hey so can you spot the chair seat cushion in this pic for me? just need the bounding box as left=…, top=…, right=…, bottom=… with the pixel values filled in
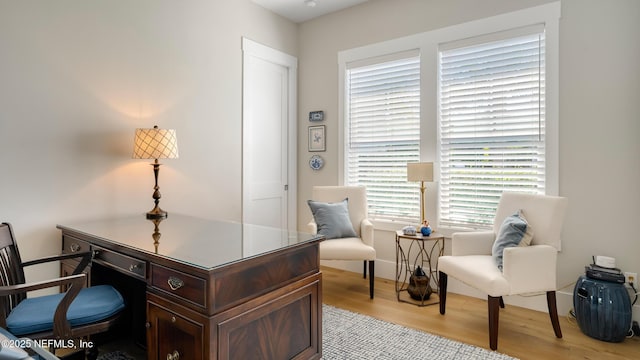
left=7, top=285, right=125, bottom=336
left=320, top=237, right=375, bottom=260
left=439, top=255, right=510, bottom=296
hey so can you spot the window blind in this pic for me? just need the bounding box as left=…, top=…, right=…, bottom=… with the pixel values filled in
left=346, top=56, right=421, bottom=221
left=439, top=31, right=546, bottom=229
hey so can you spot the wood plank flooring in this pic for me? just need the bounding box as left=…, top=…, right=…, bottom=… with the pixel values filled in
left=321, top=266, right=640, bottom=360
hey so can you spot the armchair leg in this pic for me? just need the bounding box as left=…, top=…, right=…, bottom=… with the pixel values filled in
left=369, top=261, right=375, bottom=299
left=499, top=296, right=505, bottom=308
left=488, top=296, right=500, bottom=350
left=363, top=260, right=367, bottom=279
left=439, top=272, right=447, bottom=315
left=546, top=291, right=563, bottom=338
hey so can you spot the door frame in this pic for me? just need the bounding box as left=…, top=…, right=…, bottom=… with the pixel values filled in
left=241, top=37, right=298, bottom=232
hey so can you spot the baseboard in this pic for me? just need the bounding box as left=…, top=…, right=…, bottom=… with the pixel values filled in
left=320, top=258, right=397, bottom=281
left=321, top=261, right=640, bottom=323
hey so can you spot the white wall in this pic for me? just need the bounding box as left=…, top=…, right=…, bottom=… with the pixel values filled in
left=297, top=0, right=640, bottom=319
left=0, top=0, right=298, bottom=283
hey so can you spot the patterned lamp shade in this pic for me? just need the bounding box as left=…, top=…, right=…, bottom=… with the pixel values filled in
left=133, top=126, right=179, bottom=160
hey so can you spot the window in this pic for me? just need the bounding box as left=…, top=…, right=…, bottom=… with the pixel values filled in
left=345, top=55, right=421, bottom=221
left=439, top=28, right=546, bottom=229
left=339, top=3, right=560, bottom=230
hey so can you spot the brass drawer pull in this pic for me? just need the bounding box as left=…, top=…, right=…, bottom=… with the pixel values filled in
left=129, top=264, right=141, bottom=272
left=167, top=276, right=184, bottom=291
left=167, top=350, right=180, bottom=360
left=69, top=243, right=80, bottom=252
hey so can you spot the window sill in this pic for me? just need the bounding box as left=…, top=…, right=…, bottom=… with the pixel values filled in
left=371, top=219, right=490, bottom=238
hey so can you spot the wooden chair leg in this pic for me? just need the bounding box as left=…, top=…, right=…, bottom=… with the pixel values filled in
left=439, top=272, right=447, bottom=315
left=363, top=260, right=367, bottom=279
left=488, top=296, right=500, bottom=350
left=499, top=296, right=505, bottom=308
left=547, top=291, right=563, bottom=338
left=369, top=261, right=375, bottom=299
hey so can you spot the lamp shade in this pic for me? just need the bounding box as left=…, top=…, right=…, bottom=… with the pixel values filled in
left=133, top=126, right=179, bottom=160
left=407, top=162, right=433, bottom=182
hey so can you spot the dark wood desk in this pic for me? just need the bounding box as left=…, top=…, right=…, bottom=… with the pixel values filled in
left=57, top=215, right=324, bottom=360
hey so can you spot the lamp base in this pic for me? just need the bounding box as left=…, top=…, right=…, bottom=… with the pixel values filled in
left=146, top=206, right=168, bottom=220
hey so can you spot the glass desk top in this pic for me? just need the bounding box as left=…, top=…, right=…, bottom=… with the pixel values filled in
left=57, top=214, right=323, bottom=271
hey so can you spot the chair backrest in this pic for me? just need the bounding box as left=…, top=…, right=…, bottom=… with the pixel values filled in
left=492, top=192, right=568, bottom=251
left=0, top=223, right=27, bottom=316
left=311, top=186, right=368, bottom=237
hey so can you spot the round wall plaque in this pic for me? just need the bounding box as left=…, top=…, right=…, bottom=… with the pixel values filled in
left=309, top=155, right=324, bottom=170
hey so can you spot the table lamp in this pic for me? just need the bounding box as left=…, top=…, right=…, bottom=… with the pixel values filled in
left=133, top=125, right=179, bottom=219
left=407, top=162, right=433, bottom=224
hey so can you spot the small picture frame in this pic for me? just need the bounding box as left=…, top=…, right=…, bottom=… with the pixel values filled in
left=309, top=110, right=324, bottom=122
left=308, top=125, right=325, bottom=152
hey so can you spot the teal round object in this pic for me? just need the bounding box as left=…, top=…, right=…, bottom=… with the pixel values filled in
left=573, top=275, right=632, bottom=342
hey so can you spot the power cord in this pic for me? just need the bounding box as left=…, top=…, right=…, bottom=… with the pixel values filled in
left=632, top=321, right=640, bottom=337
left=566, top=308, right=577, bottom=326
left=627, top=282, right=638, bottom=338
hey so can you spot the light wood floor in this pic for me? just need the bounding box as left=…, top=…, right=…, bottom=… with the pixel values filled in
left=321, top=266, right=640, bottom=360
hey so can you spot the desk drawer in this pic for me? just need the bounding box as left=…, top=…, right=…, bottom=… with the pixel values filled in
left=151, top=264, right=206, bottom=307
left=93, top=246, right=147, bottom=281
left=62, top=235, right=91, bottom=255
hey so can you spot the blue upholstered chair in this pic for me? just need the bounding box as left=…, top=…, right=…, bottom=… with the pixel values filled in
left=0, top=223, right=125, bottom=360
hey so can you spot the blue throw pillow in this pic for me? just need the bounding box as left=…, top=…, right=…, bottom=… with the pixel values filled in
left=308, top=198, right=357, bottom=239
left=492, top=210, right=531, bottom=271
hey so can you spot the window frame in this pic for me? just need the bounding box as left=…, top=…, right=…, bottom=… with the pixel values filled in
left=338, top=2, right=560, bottom=233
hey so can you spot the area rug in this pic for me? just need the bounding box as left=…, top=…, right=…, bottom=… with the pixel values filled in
left=97, top=305, right=517, bottom=360
left=322, top=304, right=518, bottom=360
left=96, top=351, right=136, bottom=360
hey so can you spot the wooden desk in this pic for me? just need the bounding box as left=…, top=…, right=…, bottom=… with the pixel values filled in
left=57, top=215, right=324, bottom=360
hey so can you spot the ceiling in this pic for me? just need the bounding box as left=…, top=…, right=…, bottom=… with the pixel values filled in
left=252, top=0, right=368, bottom=23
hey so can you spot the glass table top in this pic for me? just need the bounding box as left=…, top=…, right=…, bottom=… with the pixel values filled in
left=57, top=214, right=322, bottom=270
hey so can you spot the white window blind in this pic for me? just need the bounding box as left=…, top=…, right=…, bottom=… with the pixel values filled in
left=346, top=55, right=421, bottom=221
left=439, top=30, right=546, bottom=229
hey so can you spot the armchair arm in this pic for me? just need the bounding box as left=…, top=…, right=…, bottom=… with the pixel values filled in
left=0, top=274, right=86, bottom=297
left=503, top=245, right=557, bottom=295
left=26, top=341, right=60, bottom=360
left=360, top=218, right=374, bottom=247
left=0, top=274, right=86, bottom=337
left=22, top=251, right=93, bottom=276
left=306, top=220, right=317, bottom=235
left=451, top=231, right=495, bottom=256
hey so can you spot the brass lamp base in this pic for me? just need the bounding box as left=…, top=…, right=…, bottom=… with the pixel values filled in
left=145, top=160, right=168, bottom=220
left=146, top=206, right=168, bottom=220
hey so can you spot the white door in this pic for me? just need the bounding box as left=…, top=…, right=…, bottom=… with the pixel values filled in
left=242, top=38, right=297, bottom=237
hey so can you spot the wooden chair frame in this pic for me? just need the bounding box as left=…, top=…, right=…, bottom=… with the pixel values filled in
left=0, top=222, right=120, bottom=358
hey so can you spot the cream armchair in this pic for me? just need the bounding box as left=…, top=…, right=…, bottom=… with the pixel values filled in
left=307, top=186, right=376, bottom=299
left=438, top=192, right=568, bottom=350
